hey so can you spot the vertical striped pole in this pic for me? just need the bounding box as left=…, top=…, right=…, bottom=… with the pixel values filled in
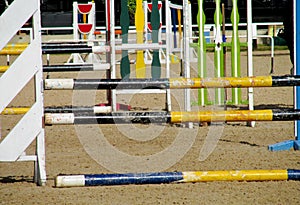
left=105, top=0, right=112, bottom=105
left=214, top=0, right=224, bottom=105
left=171, top=8, right=177, bottom=48
left=135, top=0, right=146, bottom=78
left=247, top=0, right=255, bottom=127
left=83, top=13, right=87, bottom=39
left=231, top=0, right=241, bottom=105
left=197, top=0, right=208, bottom=106
left=151, top=0, right=161, bottom=79
left=120, top=0, right=130, bottom=79
left=222, top=3, right=227, bottom=108
left=177, top=9, right=182, bottom=45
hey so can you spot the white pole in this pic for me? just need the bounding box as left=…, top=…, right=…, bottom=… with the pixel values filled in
left=247, top=0, right=255, bottom=127
left=110, top=0, right=117, bottom=111
left=183, top=0, right=192, bottom=128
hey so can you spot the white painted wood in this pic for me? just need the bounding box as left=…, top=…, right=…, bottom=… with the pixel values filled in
left=0, top=0, right=36, bottom=49
left=0, top=103, right=42, bottom=161
left=0, top=41, right=39, bottom=112
left=0, top=0, right=46, bottom=185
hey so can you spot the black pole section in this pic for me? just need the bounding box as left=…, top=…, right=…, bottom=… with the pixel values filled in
left=73, top=78, right=169, bottom=90
left=74, top=111, right=170, bottom=124
left=42, top=44, right=88, bottom=48
left=42, top=46, right=93, bottom=54
left=272, top=109, right=300, bottom=121
left=43, top=64, right=94, bottom=72
left=43, top=42, right=87, bottom=45
left=272, top=75, right=300, bottom=86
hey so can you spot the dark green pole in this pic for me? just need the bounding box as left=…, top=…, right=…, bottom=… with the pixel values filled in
left=120, top=0, right=130, bottom=79
left=151, top=0, right=161, bottom=79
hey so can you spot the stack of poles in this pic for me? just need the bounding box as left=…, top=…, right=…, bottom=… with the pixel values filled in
left=197, top=0, right=244, bottom=106
left=3, top=75, right=300, bottom=126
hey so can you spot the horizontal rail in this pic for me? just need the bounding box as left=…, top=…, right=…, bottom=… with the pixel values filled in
left=1, top=106, right=112, bottom=115
left=0, top=64, right=109, bottom=73
left=1, top=42, right=166, bottom=55
left=44, top=109, right=300, bottom=125
left=44, top=75, right=300, bottom=90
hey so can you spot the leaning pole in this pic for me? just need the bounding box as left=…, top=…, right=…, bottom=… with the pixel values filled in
left=55, top=169, right=300, bottom=187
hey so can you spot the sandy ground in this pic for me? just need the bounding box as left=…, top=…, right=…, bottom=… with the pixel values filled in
left=0, top=35, right=300, bottom=204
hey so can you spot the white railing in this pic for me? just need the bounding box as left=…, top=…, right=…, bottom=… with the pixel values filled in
left=0, top=0, right=46, bottom=186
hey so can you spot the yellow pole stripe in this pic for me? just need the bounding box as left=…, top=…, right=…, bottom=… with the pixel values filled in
left=177, top=9, right=182, bottom=42
left=0, top=66, right=9, bottom=72
left=1, top=107, right=30, bottom=115
left=170, top=76, right=273, bottom=88
left=3, top=43, right=28, bottom=48
left=182, top=170, right=288, bottom=182
left=170, top=110, right=274, bottom=123
left=0, top=44, right=28, bottom=55
left=0, top=48, right=25, bottom=55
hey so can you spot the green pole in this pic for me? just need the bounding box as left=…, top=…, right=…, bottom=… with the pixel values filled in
left=231, top=0, right=242, bottom=104
left=197, top=0, right=208, bottom=105
left=120, top=0, right=130, bottom=79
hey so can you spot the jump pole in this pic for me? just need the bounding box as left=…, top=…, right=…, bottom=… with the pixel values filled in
left=44, top=75, right=300, bottom=90
left=1, top=106, right=112, bottom=115
left=45, top=109, right=300, bottom=125
left=55, top=169, right=300, bottom=187
left=0, top=44, right=109, bottom=55
left=0, top=64, right=110, bottom=73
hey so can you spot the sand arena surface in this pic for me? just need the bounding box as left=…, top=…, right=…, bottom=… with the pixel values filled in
left=0, top=37, right=299, bottom=204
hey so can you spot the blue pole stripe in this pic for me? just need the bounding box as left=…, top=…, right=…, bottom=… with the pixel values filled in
left=287, top=169, right=300, bottom=180
left=84, top=172, right=184, bottom=186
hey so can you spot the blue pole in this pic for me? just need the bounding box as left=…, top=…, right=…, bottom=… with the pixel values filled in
left=171, top=8, right=177, bottom=48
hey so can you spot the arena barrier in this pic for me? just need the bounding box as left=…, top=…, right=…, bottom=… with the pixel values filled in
left=44, top=75, right=300, bottom=90
left=55, top=169, right=300, bottom=187
left=44, top=109, right=300, bottom=125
